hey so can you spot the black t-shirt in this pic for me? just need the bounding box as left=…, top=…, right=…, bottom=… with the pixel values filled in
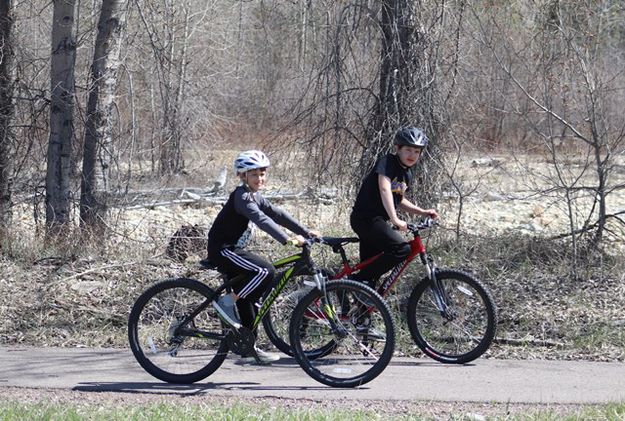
left=351, top=153, right=414, bottom=220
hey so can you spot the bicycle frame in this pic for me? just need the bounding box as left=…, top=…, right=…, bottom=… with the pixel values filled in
left=250, top=250, right=315, bottom=330
left=329, top=221, right=448, bottom=314
left=178, top=245, right=319, bottom=339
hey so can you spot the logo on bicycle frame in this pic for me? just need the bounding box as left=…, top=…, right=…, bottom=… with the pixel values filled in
left=381, top=262, right=406, bottom=292
left=254, top=267, right=294, bottom=327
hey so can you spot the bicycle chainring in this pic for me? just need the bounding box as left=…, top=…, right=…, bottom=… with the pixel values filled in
left=226, top=327, right=255, bottom=356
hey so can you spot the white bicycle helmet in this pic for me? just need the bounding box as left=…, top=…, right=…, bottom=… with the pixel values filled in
left=233, top=150, right=271, bottom=175
left=394, top=126, right=429, bottom=148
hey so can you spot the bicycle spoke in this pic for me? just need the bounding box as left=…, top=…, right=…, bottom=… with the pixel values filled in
left=408, top=270, right=497, bottom=363
left=290, top=280, right=395, bottom=387
left=129, top=279, right=229, bottom=383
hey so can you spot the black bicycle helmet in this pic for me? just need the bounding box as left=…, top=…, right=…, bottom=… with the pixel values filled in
left=394, top=126, right=428, bottom=148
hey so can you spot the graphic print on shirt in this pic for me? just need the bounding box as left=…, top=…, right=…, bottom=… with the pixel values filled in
left=390, top=177, right=408, bottom=197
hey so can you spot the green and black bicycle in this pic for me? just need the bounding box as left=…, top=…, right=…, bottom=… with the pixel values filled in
left=128, top=238, right=396, bottom=388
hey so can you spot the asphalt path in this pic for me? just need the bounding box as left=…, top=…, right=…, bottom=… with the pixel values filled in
left=1, top=346, right=624, bottom=404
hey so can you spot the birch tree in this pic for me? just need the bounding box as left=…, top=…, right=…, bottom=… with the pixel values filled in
left=0, top=0, right=15, bottom=229
left=79, top=0, right=129, bottom=231
left=46, top=0, right=77, bottom=234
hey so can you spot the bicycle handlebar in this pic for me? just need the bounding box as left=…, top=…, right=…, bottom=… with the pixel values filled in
left=406, top=217, right=438, bottom=232
left=391, top=217, right=438, bottom=233
left=286, top=236, right=325, bottom=248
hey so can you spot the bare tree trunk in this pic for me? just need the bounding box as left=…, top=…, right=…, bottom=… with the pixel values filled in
left=372, top=0, right=419, bottom=133
left=366, top=0, right=442, bottom=205
left=79, top=0, right=129, bottom=231
left=0, top=0, right=15, bottom=230
left=159, top=5, right=188, bottom=176
left=46, top=0, right=77, bottom=235
left=135, top=1, right=189, bottom=176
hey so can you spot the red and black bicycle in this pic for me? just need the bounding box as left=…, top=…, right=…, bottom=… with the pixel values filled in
left=266, top=218, right=498, bottom=364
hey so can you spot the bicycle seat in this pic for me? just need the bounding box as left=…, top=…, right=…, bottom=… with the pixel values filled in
left=322, top=237, right=360, bottom=248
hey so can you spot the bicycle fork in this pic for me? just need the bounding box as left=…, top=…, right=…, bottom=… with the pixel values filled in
left=425, top=259, right=453, bottom=320
left=312, top=270, right=349, bottom=339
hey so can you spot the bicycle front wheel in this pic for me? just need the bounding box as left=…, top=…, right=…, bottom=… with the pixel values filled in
left=289, top=280, right=396, bottom=388
left=407, top=269, right=498, bottom=364
left=128, top=278, right=229, bottom=383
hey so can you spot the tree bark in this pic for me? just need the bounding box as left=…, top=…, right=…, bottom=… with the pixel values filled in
left=0, top=0, right=15, bottom=230
left=365, top=0, right=441, bottom=205
left=79, top=0, right=129, bottom=231
left=157, top=4, right=188, bottom=176
left=46, top=0, right=77, bottom=235
left=366, top=0, right=434, bottom=165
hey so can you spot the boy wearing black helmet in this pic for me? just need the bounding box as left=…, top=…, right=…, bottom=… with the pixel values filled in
left=350, top=127, right=439, bottom=287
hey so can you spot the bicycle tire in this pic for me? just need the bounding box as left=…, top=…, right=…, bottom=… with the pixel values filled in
left=406, top=269, right=497, bottom=364
left=262, top=274, right=336, bottom=359
left=128, top=278, right=229, bottom=383
left=261, top=274, right=309, bottom=356
left=289, top=279, right=396, bottom=388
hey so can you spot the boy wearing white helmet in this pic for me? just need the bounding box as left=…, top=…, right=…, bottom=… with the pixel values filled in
left=350, top=127, right=439, bottom=288
left=208, top=150, right=319, bottom=364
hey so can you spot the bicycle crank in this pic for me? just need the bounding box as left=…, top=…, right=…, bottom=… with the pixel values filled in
left=226, top=326, right=255, bottom=357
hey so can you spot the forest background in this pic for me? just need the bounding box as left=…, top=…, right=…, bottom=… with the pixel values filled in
left=0, top=0, right=624, bottom=363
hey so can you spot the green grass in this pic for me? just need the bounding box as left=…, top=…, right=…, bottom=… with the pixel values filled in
left=0, top=401, right=375, bottom=421
left=519, top=403, right=625, bottom=421
left=1, top=400, right=625, bottom=420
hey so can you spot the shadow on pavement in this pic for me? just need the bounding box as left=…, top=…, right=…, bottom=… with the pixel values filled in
left=73, top=381, right=336, bottom=395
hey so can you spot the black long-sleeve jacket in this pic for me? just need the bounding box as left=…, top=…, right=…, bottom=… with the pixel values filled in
left=207, top=185, right=310, bottom=251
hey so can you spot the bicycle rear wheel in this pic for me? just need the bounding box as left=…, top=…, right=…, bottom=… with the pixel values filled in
left=407, top=269, right=497, bottom=364
left=262, top=274, right=336, bottom=359
left=289, top=280, right=395, bottom=388
left=128, top=278, right=229, bottom=383
left=262, top=275, right=311, bottom=356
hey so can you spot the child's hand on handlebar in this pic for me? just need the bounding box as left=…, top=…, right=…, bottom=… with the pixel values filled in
left=391, top=218, right=408, bottom=232
left=308, top=230, right=322, bottom=238
left=287, top=235, right=307, bottom=247
left=423, top=209, right=439, bottom=219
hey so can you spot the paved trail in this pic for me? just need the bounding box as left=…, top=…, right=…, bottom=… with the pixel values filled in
left=1, top=347, right=624, bottom=404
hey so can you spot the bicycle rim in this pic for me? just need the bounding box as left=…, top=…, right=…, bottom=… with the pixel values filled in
left=407, top=270, right=497, bottom=364
left=289, top=280, right=395, bottom=388
left=128, top=278, right=229, bottom=383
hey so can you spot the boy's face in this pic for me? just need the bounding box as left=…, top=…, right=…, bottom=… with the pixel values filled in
left=241, top=167, right=267, bottom=191
left=395, top=145, right=422, bottom=167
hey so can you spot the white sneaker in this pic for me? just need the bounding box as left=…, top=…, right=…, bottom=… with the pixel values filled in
left=212, top=295, right=241, bottom=329
left=238, top=346, right=280, bottom=364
